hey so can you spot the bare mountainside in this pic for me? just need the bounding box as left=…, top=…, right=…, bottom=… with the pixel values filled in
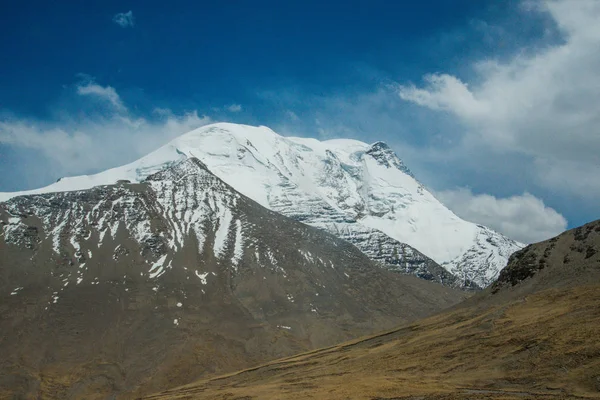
left=144, top=220, right=600, bottom=400
left=0, top=158, right=464, bottom=399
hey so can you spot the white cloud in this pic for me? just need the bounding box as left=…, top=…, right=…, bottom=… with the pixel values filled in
left=0, top=111, right=210, bottom=174
left=0, top=81, right=211, bottom=183
left=534, top=158, right=600, bottom=198
left=226, top=104, right=242, bottom=112
left=435, top=188, right=567, bottom=243
left=77, top=81, right=126, bottom=111
left=113, top=11, right=135, bottom=28
left=397, top=0, right=600, bottom=197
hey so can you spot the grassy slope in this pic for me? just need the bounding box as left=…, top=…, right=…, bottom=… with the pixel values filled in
left=142, top=284, right=600, bottom=399
left=142, top=219, right=600, bottom=400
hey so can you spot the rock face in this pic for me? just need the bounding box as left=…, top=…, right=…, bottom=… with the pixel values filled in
left=0, top=123, right=523, bottom=288
left=0, top=158, right=463, bottom=399
left=491, top=219, right=600, bottom=294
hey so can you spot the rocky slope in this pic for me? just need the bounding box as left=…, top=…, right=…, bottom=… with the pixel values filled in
left=0, top=123, right=523, bottom=288
left=0, top=158, right=463, bottom=399
left=144, top=220, right=600, bottom=400
left=490, top=218, right=600, bottom=296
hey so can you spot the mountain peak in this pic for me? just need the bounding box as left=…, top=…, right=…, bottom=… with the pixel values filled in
left=366, top=141, right=414, bottom=177
left=0, top=122, right=523, bottom=288
left=369, top=141, right=391, bottom=150
left=143, top=157, right=208, bottom=182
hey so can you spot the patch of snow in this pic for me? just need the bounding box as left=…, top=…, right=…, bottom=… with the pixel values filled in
left=10, top=287, right=23, bottom=295
left=213, top=205, right=233, bottom=259
left=70, top=236, right=80, bottom=254
left=232, top=219, right=244, bottom=268
left=195, top=270, right=209, bottom=285
left=149, top=254, right=167, bottom=279
left=98, top=229, right=108, bottom=248
left=266, top=250, right=277, bottom=266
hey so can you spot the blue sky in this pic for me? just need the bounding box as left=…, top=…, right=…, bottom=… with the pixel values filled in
left=1, top=1, right=521, bottom=116
left=1, top=0, right=599, bottom=243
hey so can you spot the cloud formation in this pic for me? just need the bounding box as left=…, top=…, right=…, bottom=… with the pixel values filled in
left=435, top=188, right=567, bottom=243
left=397, top=0, right=600, bottom=197
left=77, top=81, right=126, bottom=111
left=0, top=80, right=210, bottom=187
left=226, top=104, right=242, bottom=112
left=113, top=11, right=134, bottom=28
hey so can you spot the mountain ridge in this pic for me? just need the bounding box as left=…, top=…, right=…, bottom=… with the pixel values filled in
left=0, top=122, right=523, bottom=287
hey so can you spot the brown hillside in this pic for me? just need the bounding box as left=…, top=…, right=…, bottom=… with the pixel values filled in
left=143, top=220, right=600, bottom=400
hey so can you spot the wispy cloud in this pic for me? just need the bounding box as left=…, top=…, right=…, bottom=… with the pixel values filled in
left=0, top=78, right=210, bottom=188
left=76, top=80, right=126, bottom=111
left=113, top=11, right=135, bottom=28
left=226, top=104, right=242, bottom=113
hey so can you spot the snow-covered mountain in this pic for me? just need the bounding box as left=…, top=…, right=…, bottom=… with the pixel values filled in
left=0, top=157, right=463, bottom=398
left=0, top=123, right=523, bottom=287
